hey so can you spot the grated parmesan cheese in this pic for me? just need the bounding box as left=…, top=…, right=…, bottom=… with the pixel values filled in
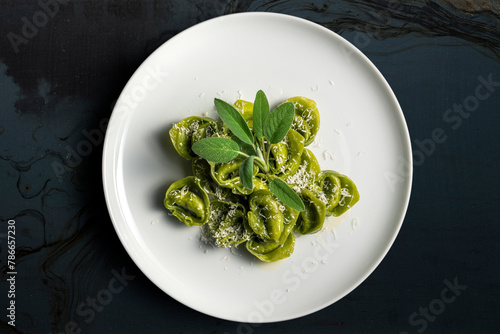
left=316, top=191, right=328, bottom=204
left=338, top=188, right=352, bottom=206
left=180, top=185, right=189, bottom=196
left=214, top=187, right=224, bottom=200
left=340, top=188, right=352, bottom=197
left=278, top=203, right=286, bottom=212
left=323, top=150, right=334, bottom=160
left=200, top=224, right=215, bottom=245
left=205, top=204, right=251, bottom=248
left=312, top=138, right=323, bottom=148
left=286, top=161, right=315, bottom=192
left=351, top=218, right=359, bottom=230
left=188, top=121, right=199, bottom=133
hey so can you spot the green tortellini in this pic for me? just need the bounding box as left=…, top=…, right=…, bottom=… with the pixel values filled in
left=283, top=148, right=321, bottom=192
left=253, top=173, right=270, bottom=192
left=164, top=93, right=359, bottom=263
left=316, top=170, right=342, bottom=215
left=247, top=190, right=284, bottom=242
left=247, top=229, right=295, bottom=263
left=192, top=157, right=232, bottom=199
left=246, top=192, right=299, bottom=262
left=283, top=96, right=320, bottom=146
left=295, top=189, right=326, bottom=235
left=233, top=99, right=254, bottom=128
left=169, top=116, right=218, bottom=159
left=269, top=128, right=304, bottom=177
left=164, top=176, right=210, bottom=226
left=210, top=158, right=259, bottom=195
left=206, top=200, right=251, bottom=248
left=322, top=170, right=360, bottom=217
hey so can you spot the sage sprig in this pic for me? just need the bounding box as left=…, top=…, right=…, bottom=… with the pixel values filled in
left=192, top=90, right=305, bottom=211
left=252, top=89, right=269, bottom=139
left=191, top=137, right=239, bottom=163
left=269, top=178, right=305, bottom=212
left=240, top=156, right=255, bottom=190
left=264, top=102, right=295, bottom=144
left=214, top=98, right=254, bottom=145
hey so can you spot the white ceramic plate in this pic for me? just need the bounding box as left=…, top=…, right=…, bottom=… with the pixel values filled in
left=103, top=12, right=412, bottom=323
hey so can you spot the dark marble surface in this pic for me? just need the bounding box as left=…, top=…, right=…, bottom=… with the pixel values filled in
left=1, top=1, right=499, bottom=333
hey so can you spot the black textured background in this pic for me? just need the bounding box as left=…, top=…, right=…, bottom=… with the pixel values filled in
left=1, top=1, right=499, bottom=333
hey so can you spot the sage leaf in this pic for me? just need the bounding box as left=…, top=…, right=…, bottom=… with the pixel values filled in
left=214, top=98, right=254, bottom=145
left=231, top=135, right=257, bottom=158
left=252, top=90, right=269, bottom=139
left=191, top=137, right=240, bottom=163
left=269, top=178, right=305, bottom=212
left=240, top=156, right=255, bottom=190
left=263, top=102, right=295, bottom=144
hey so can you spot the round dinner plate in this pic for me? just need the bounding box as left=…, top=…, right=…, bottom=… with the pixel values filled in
left=102, top=12, right=412, bottom=322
